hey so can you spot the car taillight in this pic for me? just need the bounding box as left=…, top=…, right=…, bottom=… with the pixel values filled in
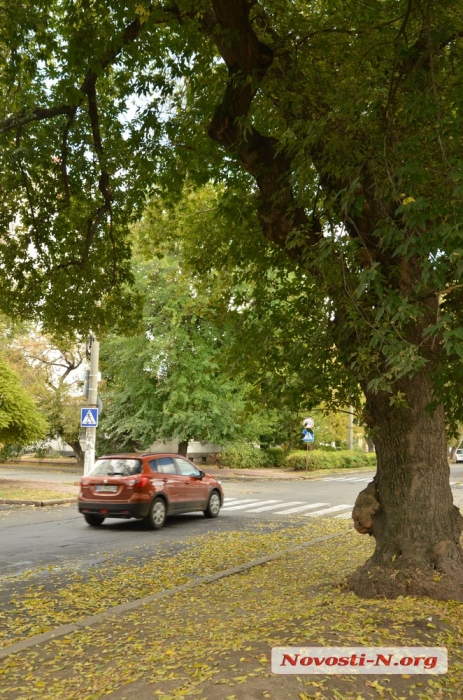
left=81, top=479, right=91, bottom=486
left=126, top=475, right=148, bottom=488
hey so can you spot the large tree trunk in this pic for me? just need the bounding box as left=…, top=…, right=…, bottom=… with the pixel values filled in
left=349, top=369, right=463, bottom=600
left=178, top=440, right=189, bottom=457
left=68, top=440, right=84, bottom=470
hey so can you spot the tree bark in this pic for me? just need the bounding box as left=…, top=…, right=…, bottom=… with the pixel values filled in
left=349, top=369, right=463, bottom=600
left=178, top=440, right=189, bottom=457
left=68, top=440, right=84, bottom=470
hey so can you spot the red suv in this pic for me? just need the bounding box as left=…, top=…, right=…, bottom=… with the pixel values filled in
left=78, top=453, right=224, bottom=529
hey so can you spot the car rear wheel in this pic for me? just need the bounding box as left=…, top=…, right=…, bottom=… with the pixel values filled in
left=204, top=491, right=221, bottom=518
left=146, top=497, right=167, bottom=530
left=84, top=514, right=105, bottom=526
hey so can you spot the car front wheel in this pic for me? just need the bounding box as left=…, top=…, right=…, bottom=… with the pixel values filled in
left=84, top=514, right=105, bottom=526
left=146, top=497, right=167, bottom=530
left=204, top=491, right=221, bottom=518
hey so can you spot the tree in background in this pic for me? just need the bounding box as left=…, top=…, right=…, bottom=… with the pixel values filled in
left=0, top=319, right=86, bottom=465
left=0, top=354, right=48, bottom=450
left=99, top=255, right=277, bottom=455
left=1, top=1, right=463, bottom=599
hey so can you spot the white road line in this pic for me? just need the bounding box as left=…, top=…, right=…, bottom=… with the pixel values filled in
left=248, top=501, right=297, bottom=513
left=223, top=498, right=240, bottom=503
left=450, top=482, right=456, bottom=486
left=305, top=504, right=354, bottom=517
left=334, top=512, right=352, bottom=519
left=221, top=500, right=266, bottom=511
left=274, top=502, right=330, bottom=515
left=322, top=477, right=353, bottom=482
left=221, top=498, right=257, bottom=506
left=323, top=476, right=373, bottom=482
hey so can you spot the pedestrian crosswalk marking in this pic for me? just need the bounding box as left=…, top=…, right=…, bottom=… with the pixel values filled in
left=305, top=504, right=354, bottom=517
left=219, top=497, right=354, bottom=518
left=248, top=501, right=290, bottom=512
left=323, top=476, right=372, bottom=482
left=274, top=502, right=329, bottom=515
left=221, top=499, right=263, bottom=510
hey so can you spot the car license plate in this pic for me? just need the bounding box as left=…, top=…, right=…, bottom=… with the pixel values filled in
left=95, top=485, right=118, bottom=492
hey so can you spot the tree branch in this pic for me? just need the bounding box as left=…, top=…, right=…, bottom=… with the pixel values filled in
left=205, top=0, right=321, bottom=256
left=60, top=108, right=78, bottom=206
left=0, top=106, right=74, bottom=134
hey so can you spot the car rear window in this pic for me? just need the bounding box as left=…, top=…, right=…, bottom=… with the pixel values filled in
left=90, top=459, right=142, bottom=476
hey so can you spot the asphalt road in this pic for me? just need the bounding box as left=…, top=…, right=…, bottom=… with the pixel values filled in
left=1, top=466, right=463, bottom=579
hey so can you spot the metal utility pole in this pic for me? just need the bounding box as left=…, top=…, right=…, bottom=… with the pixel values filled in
left=83, top=333, right=100, bottom=475
left=347, top=405, right=354, bottom=451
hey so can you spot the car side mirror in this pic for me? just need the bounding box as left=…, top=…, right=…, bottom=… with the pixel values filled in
left=196, top=469, right=205, bottom=479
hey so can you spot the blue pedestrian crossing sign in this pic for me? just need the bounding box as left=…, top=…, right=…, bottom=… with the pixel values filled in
left=81, top=407, right=99, bottom=427
left=302, top=431, right=314, bottom=443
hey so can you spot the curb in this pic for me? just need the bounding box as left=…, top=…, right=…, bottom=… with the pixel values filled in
left=0, top=498, right=76, bottom=506
left=207, top=469, right=375, bottom=481
left=0, top=529, right=350, bottom=659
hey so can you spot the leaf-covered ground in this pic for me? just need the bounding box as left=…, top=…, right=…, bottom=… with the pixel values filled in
left=1, top=517, right=463, bottom=699
left=0, top=519, right=347, bottom=647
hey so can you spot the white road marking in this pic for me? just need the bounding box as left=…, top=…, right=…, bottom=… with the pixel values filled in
left=334, top=512, right=352, bottom=519
left=248, top=501, right=295, bottom=512
left=273, top=502, right=330, bottom=515
left=221, top=500, right=265, bottom=510
left=305, top=504, right=354, bottom=517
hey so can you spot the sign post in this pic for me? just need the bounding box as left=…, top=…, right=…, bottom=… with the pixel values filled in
left=82, top=333, right=99, bottom=475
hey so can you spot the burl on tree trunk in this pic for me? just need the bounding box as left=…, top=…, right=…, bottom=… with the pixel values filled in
left=349, top=370, right=463, bottom=601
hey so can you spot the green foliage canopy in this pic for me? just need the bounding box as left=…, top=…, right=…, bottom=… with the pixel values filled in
left=0, top=354, right=48, bottom=445
left=1, top=0, right=463, bottom=416
left=98, top=254, right=280, bottom=451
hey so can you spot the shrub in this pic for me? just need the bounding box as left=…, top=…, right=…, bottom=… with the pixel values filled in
left=263, top=446, right=286, bottom=467
left=0, top=444, right=25, bottom=462
left=285, top=449, right=376, bottom=471
left=32, top=440, right=52, bottom=459
left=220, top=443, right=271, bottom=469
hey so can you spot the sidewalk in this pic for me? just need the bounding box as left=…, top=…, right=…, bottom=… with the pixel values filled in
left=1, top=520, right=462, bottom=700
